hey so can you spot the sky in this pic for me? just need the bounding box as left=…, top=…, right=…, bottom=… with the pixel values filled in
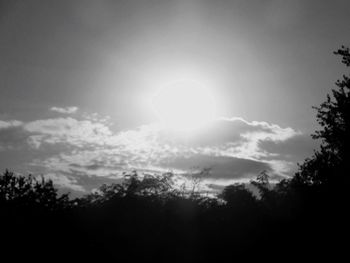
left=1, top=0, right=349, bottom=195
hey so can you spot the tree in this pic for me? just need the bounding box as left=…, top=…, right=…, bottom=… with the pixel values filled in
left=250, top=170, right=270, bottom=195
left=294, top=46, right=350, bottom=186
left=219, top=183, right=257, bottom=208
left=0, top=170, right=71, bottom=210
left=84, top=171, right=176, bottom=205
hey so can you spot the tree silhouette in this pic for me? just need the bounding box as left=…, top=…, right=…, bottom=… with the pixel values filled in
left=0, top=170, right=79, bottom=261
left=219, top=183, right=257, bottom=208
left=84, top=171, right=176, bottom=206
left=0, top=170, right=71, bottom=210
left=293, top=46, right=350, bottom=188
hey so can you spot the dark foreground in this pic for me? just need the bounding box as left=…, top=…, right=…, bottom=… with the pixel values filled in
left=0, top=169, right=348, bottom=262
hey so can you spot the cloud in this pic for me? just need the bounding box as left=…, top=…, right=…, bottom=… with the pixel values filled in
left=1, top=115, right=311, bottom=192
left=42, top=173, right=86, bottom=192
left=50, top=106, right=78, bottom=114
left=0, top=120, right=22, bottom=130
left=28, top=117, right=301, bottom=180
left=258, top=134, right=319, bottom=162
left=158, top=154, right=271, bottom=180
left=24, top=117, right=112, bottom=148
left=0, top=120, right=26, bottom=151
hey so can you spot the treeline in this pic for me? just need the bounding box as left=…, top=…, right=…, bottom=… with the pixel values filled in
left=1, top=47, right=349, bottom=262
left=0, top=168, right=346, bottom=262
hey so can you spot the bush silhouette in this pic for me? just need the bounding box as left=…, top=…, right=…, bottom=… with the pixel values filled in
left=0, top=169, right=71, bottom=209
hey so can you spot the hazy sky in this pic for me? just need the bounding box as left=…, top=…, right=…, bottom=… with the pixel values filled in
left=1, top=0, right=349, bottom=194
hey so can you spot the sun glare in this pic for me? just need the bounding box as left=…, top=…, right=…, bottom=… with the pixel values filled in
left=152, top=81, right=216, bottom=131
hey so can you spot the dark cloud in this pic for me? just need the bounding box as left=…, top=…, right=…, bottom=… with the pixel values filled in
left=160, top=154, right=271, bottom=180
left=258, top=134, right=319, bottom=162
left=206, top=183, right=226, bottom=192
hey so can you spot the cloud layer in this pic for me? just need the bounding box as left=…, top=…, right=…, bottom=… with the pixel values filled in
left=0, top=109, right=316, bottom=194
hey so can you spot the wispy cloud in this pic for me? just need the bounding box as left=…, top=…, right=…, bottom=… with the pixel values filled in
left=50, top=106, right=78, bottom=114
left=0, top=120, right=23, bottom=130
left=24, top=117, right=112, bottom=148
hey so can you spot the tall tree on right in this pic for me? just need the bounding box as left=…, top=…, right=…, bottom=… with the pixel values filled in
left=293, top=46, right=350, bottom=188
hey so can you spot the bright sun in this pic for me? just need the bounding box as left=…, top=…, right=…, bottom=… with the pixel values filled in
left=152, top=81, right=216, bottom=131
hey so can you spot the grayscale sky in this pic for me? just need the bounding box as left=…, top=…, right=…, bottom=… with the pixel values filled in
left=1, top=0, right=349, bottom=195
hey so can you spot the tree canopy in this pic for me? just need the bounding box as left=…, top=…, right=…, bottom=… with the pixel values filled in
left=292, top=46, right=350, bottom=188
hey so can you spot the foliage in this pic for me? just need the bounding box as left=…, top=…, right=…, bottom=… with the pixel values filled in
left=83, top=171, right=177, bottom=206
left=218, top=183, right=256, bottom=207
left=0, top=170, right=71, bottom=210
left=282, top=46, right=349, bottom=242
left=297, top=46, right=350, bottom=186
left=313, top=46, right=350, bottom=157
